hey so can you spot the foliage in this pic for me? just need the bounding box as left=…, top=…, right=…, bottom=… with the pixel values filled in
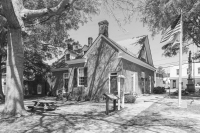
left=153, top=86, right=166, bottom=94
left=0, top=0, right=139, bottom=115
left=125, top=94, right=137, bottom=103
left=137, top=0, right=200, bottom=58
left=185, top=88, right=195, bottom=93
left=172, top=89, right=189, bottom=96
left=24, top=50, right=50, bottom=80
left=157, top=66, right=167, bottom=77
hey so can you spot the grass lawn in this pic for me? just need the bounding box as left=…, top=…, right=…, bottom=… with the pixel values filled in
left=0, top=96, right=200, bottom=133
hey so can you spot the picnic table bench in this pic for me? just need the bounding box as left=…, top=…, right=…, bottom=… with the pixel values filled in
left=27, top=100, right=56, bottom=111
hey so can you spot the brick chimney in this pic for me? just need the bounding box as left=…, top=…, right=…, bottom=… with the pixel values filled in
left=98, top=20, right=109, bottom=37
left=88, top=37, right=93, bottom=47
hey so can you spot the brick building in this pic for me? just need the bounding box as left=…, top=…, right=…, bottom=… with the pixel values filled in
left=52, top=20, right=156, bottom=99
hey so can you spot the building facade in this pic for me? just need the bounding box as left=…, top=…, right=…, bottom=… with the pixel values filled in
left=52, top=20, right=156, bottom=99
left=169, top=62, right=200, bottom=89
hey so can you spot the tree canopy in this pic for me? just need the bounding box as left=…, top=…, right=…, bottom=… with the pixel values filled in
left=0, top=0, right=138, bottom=116
left=137, top=0, right=200, bottom=58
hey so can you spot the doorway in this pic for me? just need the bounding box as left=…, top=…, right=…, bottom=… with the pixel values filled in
left=132, top=73, right=136, bottom=93
left=149, top=76, right=152, bottom=93
left=110, top=73, right=118, bottom=95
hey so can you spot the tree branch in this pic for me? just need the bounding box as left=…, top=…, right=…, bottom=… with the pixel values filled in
left=21, top=0, right=77, bottom=20
left=0, top=5, right=5, bottom=17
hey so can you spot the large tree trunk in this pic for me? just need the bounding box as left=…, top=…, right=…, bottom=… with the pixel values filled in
left=2, top=29, right=26, bottom=116
left=1, top=0, right=73, bottom=116
left=0, top=55, right=5, bottom=100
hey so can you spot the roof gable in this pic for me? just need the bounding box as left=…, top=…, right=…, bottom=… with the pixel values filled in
left=83, top=34, right=154, bottom=67
left=117, top=35, right=153, bottom=66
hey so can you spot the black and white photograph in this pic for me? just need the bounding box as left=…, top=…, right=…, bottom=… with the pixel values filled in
left=0, top=0, right=200, bottom=132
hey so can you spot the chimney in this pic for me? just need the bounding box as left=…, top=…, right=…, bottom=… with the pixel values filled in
left=88, top=37, right=93, bottom=47
left=98, top=20, right=109, bottom=37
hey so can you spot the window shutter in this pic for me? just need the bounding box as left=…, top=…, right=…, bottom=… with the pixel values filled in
left=84, top=67, right=88, bottom=87
left=73, top=68, right=77, bottom=87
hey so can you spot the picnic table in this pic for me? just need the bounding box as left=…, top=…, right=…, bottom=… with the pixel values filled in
left=27, top=100, right=56, bottom=111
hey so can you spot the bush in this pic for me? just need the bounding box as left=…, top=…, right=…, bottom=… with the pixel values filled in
left=153, top=87, right=166, bottom=94
left=172, top=89, right=189, bottom=96
left=185, top=88, right=195, bottom=93
left=125, top=94, right=136, bottom=103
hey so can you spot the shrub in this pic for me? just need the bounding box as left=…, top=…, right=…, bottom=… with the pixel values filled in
left=125, top=94, right=136, bottom=103
left=172, top=89, right=189, bottom=96
left=185, top=88, right=195, bottom=93
left=153, top=87, right=166, bottom=94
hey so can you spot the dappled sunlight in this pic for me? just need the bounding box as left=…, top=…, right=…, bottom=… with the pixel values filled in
left=1, top=95, right=200, bottom=132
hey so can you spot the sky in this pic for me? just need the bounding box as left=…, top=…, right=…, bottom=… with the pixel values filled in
left=68, top=9, right=197, bottom=73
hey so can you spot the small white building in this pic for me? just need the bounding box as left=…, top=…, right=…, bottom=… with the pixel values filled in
left=169, top=62, right=200, bottom=89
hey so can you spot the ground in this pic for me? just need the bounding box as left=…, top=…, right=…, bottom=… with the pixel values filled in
left=0, top=94, right=200, bottom=133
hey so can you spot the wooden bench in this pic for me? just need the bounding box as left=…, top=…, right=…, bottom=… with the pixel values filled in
left=28, top=100, right=56, bottom=111
left=103, top=93, right=119, bottom=115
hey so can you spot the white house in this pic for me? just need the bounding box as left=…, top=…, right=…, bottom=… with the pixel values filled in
left=169, top=62, right=200, bottom=89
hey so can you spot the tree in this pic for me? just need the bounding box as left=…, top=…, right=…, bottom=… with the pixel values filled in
left=0, top=0, right=136, bottom=116
left=157, top=66, right=167, bottom=78
left=137, top=0, right=200, bottom=57
left=0, top=17, right=7, bottom=100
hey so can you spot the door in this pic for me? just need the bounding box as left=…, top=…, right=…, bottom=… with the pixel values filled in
left=149, top=76, right=152, bottom=93
left=132, top=73, right=136, bottom=93
left=110, top=73, right=118, bottom=95
left=64, top=79, right=69, bottom=92
left=173, top=80, right=176, bottom=88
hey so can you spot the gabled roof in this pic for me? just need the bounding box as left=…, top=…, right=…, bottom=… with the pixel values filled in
left=65, top=49, right=79, bottom=55
left=84, top=34, right=155, bottom=71
left=51, top=56, right=68, bottom=69
left=117, top=35, right=153, bottom=66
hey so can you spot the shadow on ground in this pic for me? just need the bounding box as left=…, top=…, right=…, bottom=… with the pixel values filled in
left=1, top=98, right=200, bottom=133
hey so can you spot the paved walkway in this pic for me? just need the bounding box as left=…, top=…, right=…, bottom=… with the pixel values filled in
left=59, top=94, right=165, bottom=133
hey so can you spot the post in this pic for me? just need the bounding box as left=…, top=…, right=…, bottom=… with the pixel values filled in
left=118, top=77, right=121, bottom=110
left=178, top=10, right=183, bottom=107
left=193, top=43, right=195, bottom=86
left=108, top=73, right=110, bottom=93
left=154, top=71, right=156, bottom=87
left=121, top=78, right=125, bottom=108
left=132, top=73, right=136, bottom=93
left=113, top=100, right=116, bottom=111
left=106, top=96, right=109, bottom=115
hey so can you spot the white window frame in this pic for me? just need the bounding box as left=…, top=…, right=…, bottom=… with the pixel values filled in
left=78, top=67, right=85, bottom=86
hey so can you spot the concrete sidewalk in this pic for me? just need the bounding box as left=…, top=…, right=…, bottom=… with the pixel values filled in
left=72, top=94, right=166, bottom=133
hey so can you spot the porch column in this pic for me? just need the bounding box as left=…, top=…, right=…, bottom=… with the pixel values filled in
left=108, top=73, right=110, bottom=93
left=118, top=77, right=120, bottom=110
left=154, top=71, right=156, bottom=87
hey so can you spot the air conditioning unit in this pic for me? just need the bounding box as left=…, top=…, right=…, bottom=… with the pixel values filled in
left=141, top=72, right=145, bottom=79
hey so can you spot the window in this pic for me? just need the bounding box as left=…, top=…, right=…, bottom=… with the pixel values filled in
left=78, top=68, right=84, bottom=86
left=198, top=67, right=200, bottom=74
left=65, top=54, right=70, bottom=60
left=173, top=80, right=176, bottom=88
left=176, top=69, right=179, bottom=75
left=63, top=71, right=69, bottom=79
left=78, top=67, right=87, bottom=86
left=63, top=71, right=69, bottom=92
